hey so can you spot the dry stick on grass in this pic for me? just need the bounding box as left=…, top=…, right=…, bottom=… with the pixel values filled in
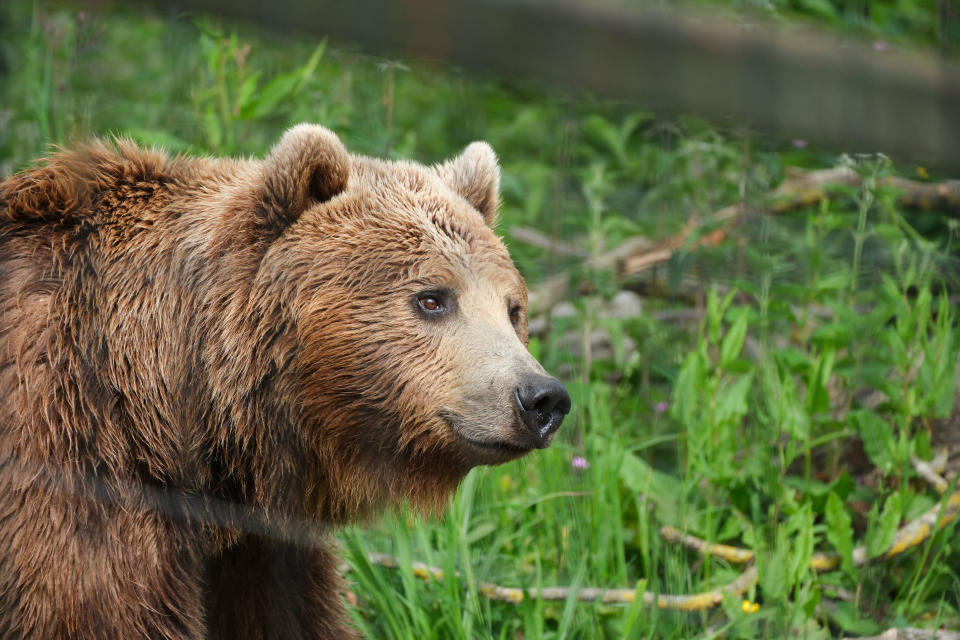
left=352, top=484, right=960, bottom=611
left=911, top=450, right=951, bottom=495
left=773, top=168, right=960, bottom=218
left=355, top=552, right=758, bottom=609
left=350, top=457, right=959, bottom=611
left=508, top=226, right=586, bottom=259
left=351, top=452, right=959, bottom=611
left=661, top=453, right=960, bottom=573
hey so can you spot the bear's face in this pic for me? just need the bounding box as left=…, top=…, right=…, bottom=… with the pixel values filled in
left=254, top=126, right=569, bottom=516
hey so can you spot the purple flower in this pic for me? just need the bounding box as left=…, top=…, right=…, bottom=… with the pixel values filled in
left=654, top=401, right=669, bottom=414
left=791, top=139, right=808, bottom=149
left=571, top=456, right=590, bottom=470
left=873, top=41, right=889, bottom=52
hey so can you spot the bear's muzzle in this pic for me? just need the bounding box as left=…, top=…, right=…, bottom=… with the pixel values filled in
left=513, top=374, right=570, bottom=448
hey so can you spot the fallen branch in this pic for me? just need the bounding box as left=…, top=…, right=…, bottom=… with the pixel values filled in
left=660, top=477, right=960, bottom=572
left=912, top=450, right=951, bottom=495
left=614, top=218, right=727, bottom=281
left=352, top=552, right=757, bottom=610
left=350, top=453, right=960, bottom=613
left=349, top=491, right=958, bottom=611
left=508, top=226, right=585, bottom=258
left=772, top=168, right=960, bottom=218
left=658, top=526, right=755, bottom=564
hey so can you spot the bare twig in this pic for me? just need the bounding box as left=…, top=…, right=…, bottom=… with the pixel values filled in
left=912, top=451, right=951, bottom=495
left=508, top=226, right=585, bottom=258
left=352, top=552, right=757, bottom=609
left=772, top=168, right=960, bottom=217
left=660, top=486, right=960, bottom=572
left=660, top=526, right=755, bottom=564
left=347, top=454, right=960, bottom=613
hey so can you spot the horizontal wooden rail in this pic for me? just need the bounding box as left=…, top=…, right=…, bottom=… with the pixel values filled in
left=117, top=0, right=960, bottom=172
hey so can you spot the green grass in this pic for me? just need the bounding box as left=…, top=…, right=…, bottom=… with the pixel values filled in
left=2, top=2, right=960, bottom=637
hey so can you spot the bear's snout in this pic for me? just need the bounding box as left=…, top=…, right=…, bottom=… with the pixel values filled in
left=513, top=375, right=571, bottom=448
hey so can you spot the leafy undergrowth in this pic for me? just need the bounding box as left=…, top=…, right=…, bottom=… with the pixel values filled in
left=2, top=2, right=959, bottom=637
left=689, top=0, right=958, bottom=54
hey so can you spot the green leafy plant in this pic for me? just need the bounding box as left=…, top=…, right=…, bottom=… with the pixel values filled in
left=193, top=20, right=325, bottom=154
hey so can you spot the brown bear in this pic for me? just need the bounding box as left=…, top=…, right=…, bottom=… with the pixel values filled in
left=0, top=124, right=570, bottom=639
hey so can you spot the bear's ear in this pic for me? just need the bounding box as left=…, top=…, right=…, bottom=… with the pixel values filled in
left=257, top=124, right=350, bottom=230
left=436, top=142, right=501, bottom=227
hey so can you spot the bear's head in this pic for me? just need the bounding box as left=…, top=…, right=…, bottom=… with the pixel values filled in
left=247, top=125, right=570, bottom=520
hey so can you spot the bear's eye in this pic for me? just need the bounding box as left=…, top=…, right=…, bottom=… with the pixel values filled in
left=509, top=304, right=523, bottom=328
left=415, top=291, right=453, bottom=317
left=419, top=296, right=441, bottom=312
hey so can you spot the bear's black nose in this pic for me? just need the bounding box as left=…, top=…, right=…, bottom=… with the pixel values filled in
left=514, top=375, right=571, bottom=447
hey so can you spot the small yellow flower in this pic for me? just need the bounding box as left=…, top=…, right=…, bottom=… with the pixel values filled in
left=742, top=600, right=760, bottom=614
left=917, top=166, right=930, bottom=180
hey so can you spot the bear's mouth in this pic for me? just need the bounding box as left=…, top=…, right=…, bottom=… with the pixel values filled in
left=458, top=434, right=531, bottom=454
left=439, top=412, right=535, bottom=462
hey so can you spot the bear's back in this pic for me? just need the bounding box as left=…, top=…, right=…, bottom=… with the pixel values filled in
left=0, top=143, right=223, bottom=478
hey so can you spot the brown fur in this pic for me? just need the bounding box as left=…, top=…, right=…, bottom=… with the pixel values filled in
left=0, top=125, right=552, bottom=638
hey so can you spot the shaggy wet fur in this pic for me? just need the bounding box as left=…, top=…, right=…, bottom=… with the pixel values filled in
left=0, top=125, right=531, bottom=639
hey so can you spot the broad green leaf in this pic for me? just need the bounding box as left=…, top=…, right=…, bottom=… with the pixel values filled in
left=715, top=373, right=753, bottom=425
left=903, top=493, right=936, bottom=521
left=796, top=0, right=840, bottom=22
left=239, top=43, right=325, bottom=122
left=203, top=109, right=222, bottom=150
left=720, top=309, right=748, bottom=369
left=759, top=544, right=788, bottom=602
left=866, top=492, right=901, bottom=559
left=294, top=41, right=327, bottom=93
left=852, top=410, right=894, bottom=470
left=707, top=287, right=737, bottom=344
left=240, top=72, right=301, bottom=120
left=786, top=503, right=815, bottom=584
left=913, top=430, right=932, bottom=463
left=784, top=476, right=831, bottom=497
left=671, top=351, right=705, bottom=428
left=775, top=347, right=809, bottom=373
left=235, top=71, right=262, bottom=112
left=811, top=322, right=853, bottom=346
left=583, top=115, right=630, bottom=167
left=827, top=602, right=882, bottom=635
left=825, top=491, right=855, bottom=576
left=784, top=395, right=811, bottom=442
left=619, top=453, right=679, bottom=525
left=465, top=521, right=496, bottom=545
left=813, top=270, right=851, bottom=293
left=805, top=347, right=835, bottom=415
